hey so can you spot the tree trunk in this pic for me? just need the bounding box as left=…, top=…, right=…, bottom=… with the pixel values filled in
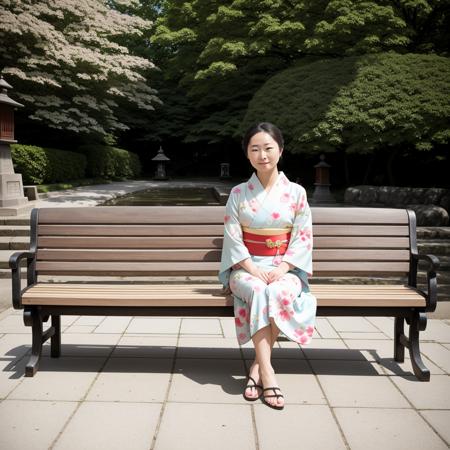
left=343, top=150, right=350, bottom=186
left=363, top=153, right=376, bottom=184
left=386, top=148, right=399, bottom=185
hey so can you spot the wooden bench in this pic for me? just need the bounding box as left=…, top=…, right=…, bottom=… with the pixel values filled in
left=10, top=206, right=439, bottom=380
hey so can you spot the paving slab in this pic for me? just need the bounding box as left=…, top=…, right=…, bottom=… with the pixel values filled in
left=177, top=336, right=241, bottom=359
left=126, top=317, right=181, bottom=334
left=314, top=317, right=340, bottom=338
left=0, top=357, right=28, bottom=399
left=328, top=317, right=379, bottom=332
left=312, top=361, right=410, bottom=408
left=41, top=333, right=121, bottom=357
left=219, top=317, right=236, bottom=338
left=168, top=358, right=244, bottom=403
left=254, top=404, right=347, bottom=450
left=94, top=316, right=132, bottom=334
left=420, top=410, right=450, bottom=446
left=335, top=408, right=448, bottom=450
left=8, top=356, right=106, bottom=401
left=259, top=358, right=327, bottom=405
left=0, top=399, right=77, bottom=450
left=343, top=338, right=446, bottom=375
left=391, top=375, right=450, bottom=409
left=86, top=357, right=173, bottom=403
left=180, top=317, right=223, bottom=335
left=154, top=403, right=255, bottom=450
left=53, top=401, right=162, bottom=450
left=111, top=335, right=177, bottom=358
left=420, top=342, right=450, bottom=372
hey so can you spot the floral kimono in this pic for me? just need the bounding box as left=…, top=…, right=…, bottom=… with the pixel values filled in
left=219, top=172, right=316, bottom=345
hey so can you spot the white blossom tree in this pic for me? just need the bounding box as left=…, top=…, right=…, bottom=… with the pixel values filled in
left=0, top=0, right=159, bottom=138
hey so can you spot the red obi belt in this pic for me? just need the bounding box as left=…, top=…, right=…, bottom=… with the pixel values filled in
left=242, top=227, right=292, bottom=256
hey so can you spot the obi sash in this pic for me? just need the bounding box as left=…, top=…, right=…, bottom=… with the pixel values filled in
left=242, top=227, right=292, bottom=256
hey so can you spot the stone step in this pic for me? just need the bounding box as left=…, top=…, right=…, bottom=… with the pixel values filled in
left=0, top=216, right=30, bottom=226
left=417, top=227, right=450, bottom=240
left=417, top=241, right=450, bottom=256
left=0, top=237, right=29, bottom=250
left=0, top=225, right=30, bottom=237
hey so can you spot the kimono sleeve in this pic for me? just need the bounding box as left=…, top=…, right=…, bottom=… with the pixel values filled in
left=282, top=187, right=313, bottom=276
left=218, top=189, right=251, bottom=287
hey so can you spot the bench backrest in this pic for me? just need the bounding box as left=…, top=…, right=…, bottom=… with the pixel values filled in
left=31, top=206, right=416, bottom=278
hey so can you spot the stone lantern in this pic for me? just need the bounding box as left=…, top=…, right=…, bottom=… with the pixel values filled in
left=152, top=146, right=170, bottom=180
left=312, top=154, right=335, bottom=204
left=0, top=76, right=29, bottom=215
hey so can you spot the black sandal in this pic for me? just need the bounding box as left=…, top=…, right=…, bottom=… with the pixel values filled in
left=243, top=375, right=263, bottom=401
left=261, top=386, right=285, bottom=410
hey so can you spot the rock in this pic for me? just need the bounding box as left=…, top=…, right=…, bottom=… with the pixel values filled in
left=406, top=204, right=449, bottom=227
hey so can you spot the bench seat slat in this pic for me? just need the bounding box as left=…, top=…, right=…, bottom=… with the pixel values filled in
left=35, top=261, right=410, bottom=275
left=37, top=236, right=410, bottom=249
left=36, top=249, right=410, bottom=262
left=37, top=206, right=409, bottom=225
left=37, top=224, right=410, bottom=237
left=21, top=283, right=425, bottom=307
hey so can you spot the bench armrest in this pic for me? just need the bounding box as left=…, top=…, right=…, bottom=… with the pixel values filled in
left=416, top=254, right=440, bottom=312
left=9, top=251, right=36, bottom=309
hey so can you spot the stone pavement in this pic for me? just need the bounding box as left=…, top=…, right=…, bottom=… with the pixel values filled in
left=0, top=180, right=449, bottom=449
left=0, top=307, right=449, bottom=450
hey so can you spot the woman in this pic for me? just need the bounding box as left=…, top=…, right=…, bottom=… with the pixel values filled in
left=219, top=122, right=316, bottom=410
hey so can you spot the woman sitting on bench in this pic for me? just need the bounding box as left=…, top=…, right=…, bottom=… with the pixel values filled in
left=219, top=122, right=317, bottom=410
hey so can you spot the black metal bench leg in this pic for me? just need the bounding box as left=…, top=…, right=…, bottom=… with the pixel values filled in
left=408, top=312, right=430, bottom=381
left=24, top=309, right=43, bottom=377
left=51, top=315, right=61, bottom=358
left=394, top=317, right=405, bottom=362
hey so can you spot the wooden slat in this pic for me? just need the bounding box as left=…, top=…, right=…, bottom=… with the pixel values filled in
left=37, top=206, right=225, bottom=225
left=313, top=249, right=410, bottom=261
left=35, top=249, right=410, bottom=263
left=37, top=206, right=410, bottom=225
left=37, top=249, right=222, bottom=262
left=21, top=283, right=425, bottom=307
left=37, top=236, right=223, bottom=249
left=34, top=261, right=409, bottom=276
left=37, top=224, right=409, bottom=237
left=313, top=237, right=410, bottom=248
left=35, top=261, right=219, bottom=275
left=311, top=207, right=409, bottom=224
left=37, top=236, right=408, bottom=250
left=38, top=224, right=224, bottom=236
left=313, top=225, right=409, bottom=236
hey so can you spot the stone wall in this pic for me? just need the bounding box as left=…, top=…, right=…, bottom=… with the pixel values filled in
left=345, top=186, right=450, bottom=226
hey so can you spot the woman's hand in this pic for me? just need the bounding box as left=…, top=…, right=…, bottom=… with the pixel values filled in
left=268, top=262, right=292, bottom=284
left=222, top=286, right=232, bottom=295
left=251, top=267, right=271, bottom=284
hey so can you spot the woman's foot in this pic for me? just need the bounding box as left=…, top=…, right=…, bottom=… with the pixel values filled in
left=243, top=362, right=262, bottom=401
left=259, top=366, right=285, bottom=410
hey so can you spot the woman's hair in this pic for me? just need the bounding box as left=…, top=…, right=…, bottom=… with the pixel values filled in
left=241, top=122, right=284, bottom=155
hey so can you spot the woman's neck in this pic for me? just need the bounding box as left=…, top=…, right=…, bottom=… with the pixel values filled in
left=256, top=169, right=279, bottom=191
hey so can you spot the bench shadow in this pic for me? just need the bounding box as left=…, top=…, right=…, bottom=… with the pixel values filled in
left=1, top=345, right=417, bottom=383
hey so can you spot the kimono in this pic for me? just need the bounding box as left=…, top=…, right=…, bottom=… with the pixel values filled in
left=219, top=171, right=317, bottom=345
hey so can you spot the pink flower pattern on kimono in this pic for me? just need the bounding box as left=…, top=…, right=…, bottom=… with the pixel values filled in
left=219, top=172, right=316, bottom=346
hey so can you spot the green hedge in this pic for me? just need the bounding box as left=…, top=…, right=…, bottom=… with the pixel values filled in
left=11, top=144, right=87, bottom=185
left=77, top=145, right=141, bottom=179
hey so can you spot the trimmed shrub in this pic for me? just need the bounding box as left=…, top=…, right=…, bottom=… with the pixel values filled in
left=78, top=145, right=141, bottom=179
left=11, top=144, right=86, bottom=184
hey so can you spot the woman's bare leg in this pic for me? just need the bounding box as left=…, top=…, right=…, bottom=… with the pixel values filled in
left=252, top=323, right=284, bottom=408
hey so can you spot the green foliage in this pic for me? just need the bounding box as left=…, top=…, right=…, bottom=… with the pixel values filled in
left=11, top=144, right=87, bottom=184
left=78, top=145, right=142, bottom=179
left=147, top=0, right=449, bottom=144
left=240, top=52, right=450, bottom=154
left=0, top=0, right=159, bottom=141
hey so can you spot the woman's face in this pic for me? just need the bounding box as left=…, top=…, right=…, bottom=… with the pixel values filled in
left=247, top=131, right=282, bottom=173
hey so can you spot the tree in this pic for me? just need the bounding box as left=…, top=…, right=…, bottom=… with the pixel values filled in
left=0, top=0, right=159, bottom=141
left=240, top=52, right=450, bottom=182
left=150, top=0, right=449, bottom=144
